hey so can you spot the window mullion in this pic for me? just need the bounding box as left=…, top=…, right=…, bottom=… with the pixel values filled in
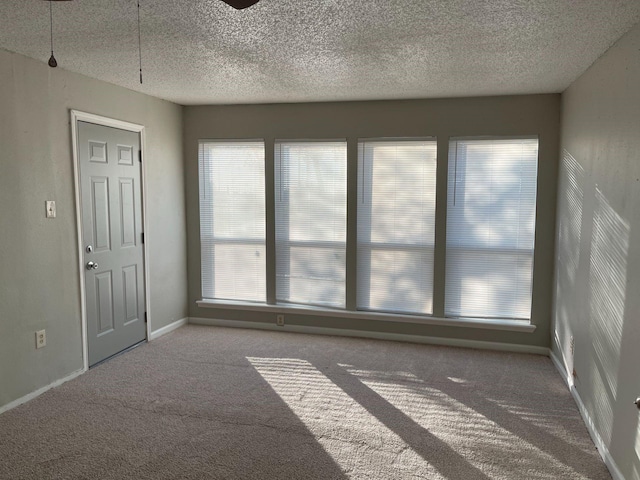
left=432, top=136, right=449, bottom=317
left=265, top=138, right=277, bottom=304
left=345, top=138, right=358, bottom=311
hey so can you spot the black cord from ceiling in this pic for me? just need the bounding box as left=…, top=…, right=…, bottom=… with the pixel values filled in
left=137, top=0, right=143, bottom=84
left=48, top=1, right=57, bottom=67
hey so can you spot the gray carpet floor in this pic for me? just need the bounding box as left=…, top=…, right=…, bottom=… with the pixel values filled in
left=0, top=325, right=610, bottom=479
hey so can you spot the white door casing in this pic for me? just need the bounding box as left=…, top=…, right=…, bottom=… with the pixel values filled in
left=71, top=111, right=150, bottom=370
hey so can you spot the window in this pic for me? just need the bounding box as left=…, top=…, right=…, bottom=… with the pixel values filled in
left=445, top=138, right=538, bottom=320
left=197, top=134, right=541, bottom=328
left=199, top=141, right=265, bottom=302
left=275, top=141, right=347, bottom=307
left=357, top=139, right=437, bottom=314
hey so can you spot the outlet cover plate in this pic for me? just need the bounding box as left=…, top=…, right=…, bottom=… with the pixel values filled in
left=36, top=330, right=46, bottom=349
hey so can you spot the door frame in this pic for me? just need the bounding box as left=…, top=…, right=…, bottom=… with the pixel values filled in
left=70, top=110, right=151, bottom=371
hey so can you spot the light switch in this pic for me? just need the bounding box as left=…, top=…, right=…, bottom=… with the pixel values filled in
left=46, top=201, right=56, bottom=218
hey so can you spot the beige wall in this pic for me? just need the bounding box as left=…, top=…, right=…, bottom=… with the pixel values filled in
left=0, top=49, right=187, bottom=409
left=553, top=22, right=640, bottom=479
left=184, top=94, right=560, bottom=348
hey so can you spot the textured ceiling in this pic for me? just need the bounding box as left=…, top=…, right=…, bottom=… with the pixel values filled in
left=0, top=1, right=639, bottom=105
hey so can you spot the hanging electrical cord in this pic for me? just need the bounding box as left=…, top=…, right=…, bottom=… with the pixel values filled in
left=48, top=1, right=57, bottom=67
left=137, top=0, right=143, bottom=83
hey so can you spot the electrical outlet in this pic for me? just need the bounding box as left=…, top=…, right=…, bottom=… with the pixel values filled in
left=276, top=315, right=285, bottom=327
left=36, top=330, right=46, bottom=349
left=569, top=336, right=575, bottom=356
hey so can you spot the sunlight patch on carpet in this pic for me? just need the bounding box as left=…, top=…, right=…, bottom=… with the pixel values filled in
left=248, top=357, right=446, bottom=479
left=344, top=366, right=592, bottom=480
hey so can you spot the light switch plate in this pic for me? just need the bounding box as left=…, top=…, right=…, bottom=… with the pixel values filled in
left=46, top=201, right=56, bottom=218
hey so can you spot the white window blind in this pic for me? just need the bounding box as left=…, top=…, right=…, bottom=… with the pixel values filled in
left=199, top=141, right=266, bottom=302
left=275, top=141, right=347, bottom=307
left=357, top=139, right=437, bottom=314
left=445, top=138, right=538, bottom=320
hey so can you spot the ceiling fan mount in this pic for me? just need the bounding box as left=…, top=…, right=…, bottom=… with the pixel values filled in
left=220, top=0, right=261, bottom=10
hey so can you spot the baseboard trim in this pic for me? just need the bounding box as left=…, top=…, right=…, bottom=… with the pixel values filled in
left=549, top=349, right=572, bottom=388
left=149, top=317, right=188, bottom=341
left=549, top=350, right=625, bottom=480
left=188, top=317, right=549, bottom=355
left=0, top=368, right=85, bottom=416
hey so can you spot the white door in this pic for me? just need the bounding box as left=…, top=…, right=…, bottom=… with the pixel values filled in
left=78, top=121, right=147, bottom=366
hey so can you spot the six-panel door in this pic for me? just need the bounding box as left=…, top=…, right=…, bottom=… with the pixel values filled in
left=78, top=121, right=146, bottom=366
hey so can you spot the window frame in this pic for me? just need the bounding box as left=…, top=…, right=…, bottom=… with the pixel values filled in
left=195, top=134, right=540, bottom=332
left=444, top=136, right=539, bottom=321
left=274, top=139, right=348, bottom=309
left=198, top=139, right=267, bottom=303
left=356, top=137, right=438, bottom=316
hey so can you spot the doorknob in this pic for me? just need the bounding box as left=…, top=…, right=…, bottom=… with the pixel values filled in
left=86, top=261, right=99, bottom=270
left=635, top=398, right=640, bottom=410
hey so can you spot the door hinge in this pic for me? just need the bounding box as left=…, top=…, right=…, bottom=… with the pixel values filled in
left=141, top=232, right=144, bottom=244
left=138, top=150, right=142, bottom=162
left=144, top=312, right=148, bottom=323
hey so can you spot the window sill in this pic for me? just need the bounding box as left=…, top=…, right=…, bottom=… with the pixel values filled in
left=195, top=299, right=536, bottom=333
